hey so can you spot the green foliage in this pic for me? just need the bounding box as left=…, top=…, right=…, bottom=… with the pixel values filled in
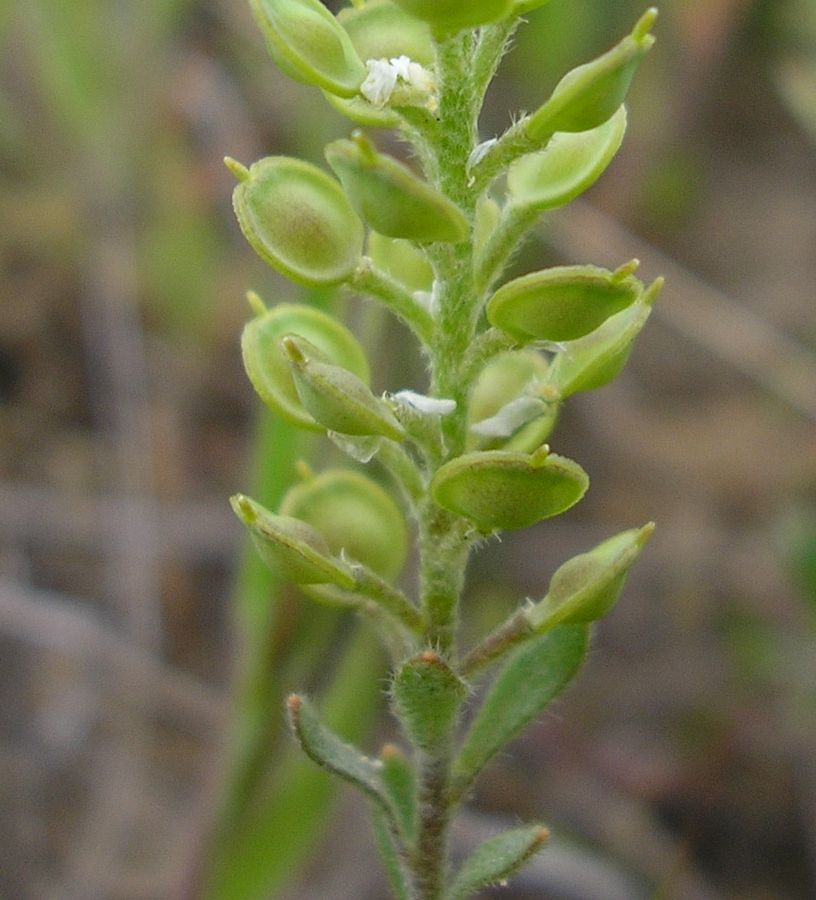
left=454, top=625, right=589, bottom=790
left=226, top=2, right=661, bottom=896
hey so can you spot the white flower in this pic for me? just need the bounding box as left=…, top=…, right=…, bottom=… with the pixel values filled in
left=470, top=396, right=546, bottom=438
left=361, top=59, right=399, bottom=107
left=391, top=391, right=457, bottom=416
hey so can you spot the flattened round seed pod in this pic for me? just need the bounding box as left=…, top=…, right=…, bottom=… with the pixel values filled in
left=325, top=135, right=469, bottom=243
left=231, top=156, right=364, bottom=286
left=281, top=468, right=408, bottom=580
left=390, top=0, right=514, bottom=34
left=282, top=334, right=406, bottom=440
left=467, top=350, right=556, bottom=452
left=545, top=278, right=662, bottom=398
left=486, top=262, right=641, bottom=342
left=241, top=303, right=370, bottom=430
left=367, top=232, right=434, bottom=293
left=527, top=522, right=654, bottom=631
left=231, top=494, right=355, bottom=587
left=431, top=447, right=588, bottom=531
left=507, top=106, right=627, bottom=213
left=250, top=0, right=366, bottom=97
left=525, top=10, right=656, bottom=142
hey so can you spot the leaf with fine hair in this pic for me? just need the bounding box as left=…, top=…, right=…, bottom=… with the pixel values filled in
left=454, top=624, right=589, bottom=790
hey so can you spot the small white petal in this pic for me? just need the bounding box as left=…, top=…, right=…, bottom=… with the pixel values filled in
left=361, top=59, right=398, bottom=107
left=470, top=396, right=545, bottom=438
left=412, top=279, right=441, bottom=316
left=467, top=138, right=497, bottom=171
left=392, top=390, right=457, bottom=416
left=389, top=55, right=413, bottom=81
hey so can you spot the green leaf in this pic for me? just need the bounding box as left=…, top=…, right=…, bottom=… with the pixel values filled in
left=250, top=0, right=366, bottom=97
left=450, top=824, right=550, bottom=899
left=229, top=155, right=364, bottom=286
left=282, top=334, right=406, bottom=440
left=325, top=133, right=469, bottom=243
left=379, top=743, right=417, bottom=843
left=454, top=625, right=589, bottom=789
left=286, top=694, right=387, bottom=804
left=527, top=523, right=654, bottom=632
left=367, top=232, right=434, bottom=293
left=487, top=261, right=642, bottom=343
left=507, top=106, right=627, bottom=213
left=372, top=809, right=414, bottom=900
left=431, top=446, right=589, bottom=532
left=241, top=300, right=370, bottom=431
left=545, top=278, right=663, bottom=398
left=392, top=652, right=468, bottom=753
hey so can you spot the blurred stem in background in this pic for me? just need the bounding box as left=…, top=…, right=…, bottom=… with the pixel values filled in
left=14, top=1, right=386, bottom=896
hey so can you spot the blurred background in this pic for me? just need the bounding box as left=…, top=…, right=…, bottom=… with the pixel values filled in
left=1, top=0, right=815, bottom=897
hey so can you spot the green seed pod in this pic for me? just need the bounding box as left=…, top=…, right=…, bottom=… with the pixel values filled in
left=325, top=133, right=469, bottom=243
left=527, top=523, right=654, bottom=632
left=525, top=9, right=656, bottom=143
left=283, top=334, right=406, bottom=440
left=546, top=277, right=663, bottom=398
left=250, top=0, right=366, bottom=97
left=513, top=0, right=553, bottom=12
left=508, top=106, right=627, bottom=213
left=389, top=0, right=515, bottom=35
left=367, top=231, right=434, bottom=293
left=327, top=1, right=435, bottom=127
left=431, top=446, right=588, bottom=532
left=467, top=350, right=557, bottom=452
left=228, top=155, right=364, bottom=287
left=474, top=195, right=501, bottom=259
left=241, top=300, right=370, bottom=431
left=487, top=260, right=642, bottom=343
left=231, top=494, right=355, bottom=587
left=280, top=468, right=408, bottom=580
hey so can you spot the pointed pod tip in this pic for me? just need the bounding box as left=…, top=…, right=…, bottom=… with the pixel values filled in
left=224, top=156, right=250, bottom=182
left=613, top=258, right=640, bottom=281
left=529, top=444, right=551, bottom=468
left=230, top=493, right=257, bottom=524
left=534, top=826, right=551, bottom=845
left=638, top=521, right=657, bottom=543
left=280, top=334, right=307, bottom=366
left=246, top=290, right=267, bottom=317
left=644, top=276, right=665, bottom=305
left=634, top=7, right=659, bottom=41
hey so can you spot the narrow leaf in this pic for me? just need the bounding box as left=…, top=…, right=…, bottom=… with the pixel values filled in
left=454, top=625, right=589, bottom=789
left=450, top=824, right=550, bottom=899
left=286, top=694, right=386, bottom=805
left=379, top=743, right=417, bottom=844
left=372, top=809, right=414, bottom=900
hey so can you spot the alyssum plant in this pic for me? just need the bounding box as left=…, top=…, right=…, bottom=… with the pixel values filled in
left=226, top=1, right=661, bottom=897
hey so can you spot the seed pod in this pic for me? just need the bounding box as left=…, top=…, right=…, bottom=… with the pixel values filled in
left=431, top=445, right=588, bottom=531
left=389, top=0, right=515, bottom=35
left=367, top=232, right=434, bottom=293
left=525, top=9, right=656, bottom=143
left=229, top=155, right=364, bottom=286
left=546, top=277, right=663, bottom=398
left=487, top=260, right=642, bottom=343
left=231, top=494, right=355, bottom=587
left=508, top=106, right=627, bottom=214
left=467, top=350, right=557, bottom=452
left=513, top=0, right=553, bottom=12
left=325, top=133, right=469, bottom=243
left=283, top=334, right=406, bottom=440
left=280, top=468, right=408, bottom=580
left=474, top=195, right=501, bottom=258
left=241, top=301, right=370, bottom=430
left=527, top=523, right=654, bottom=631
left=328, top=2, right=435, bottom=127
left=250, top=0, right=366, bottom=97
